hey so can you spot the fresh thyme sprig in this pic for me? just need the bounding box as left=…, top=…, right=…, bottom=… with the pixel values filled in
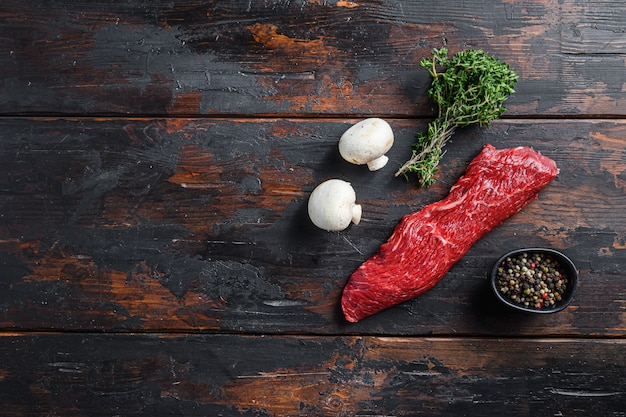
left=395, top=48, right=518, bottom=185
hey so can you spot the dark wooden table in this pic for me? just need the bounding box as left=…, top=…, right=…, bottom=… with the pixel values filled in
left=2, top=1, right=626, bottom=416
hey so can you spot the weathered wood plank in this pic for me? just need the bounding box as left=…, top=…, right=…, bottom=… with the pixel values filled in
left=1, top=0, right=624, bottom=116
left=560, top=0, right=626, bottom=54
left=1, top=117, right=625, bottom=335
left=0, top=334, right=624, bottom=416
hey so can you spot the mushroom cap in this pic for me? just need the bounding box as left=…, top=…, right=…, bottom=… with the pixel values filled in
left=338, top=118, right=394, bottom=168
left=307, top=179, right=362, bottom=232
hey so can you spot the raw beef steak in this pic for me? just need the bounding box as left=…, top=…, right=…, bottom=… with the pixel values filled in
left=341, top=144, right=559, bottom=322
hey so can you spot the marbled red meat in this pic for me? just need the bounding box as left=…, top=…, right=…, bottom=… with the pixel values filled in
left=341, top=144, right=559, bottom=322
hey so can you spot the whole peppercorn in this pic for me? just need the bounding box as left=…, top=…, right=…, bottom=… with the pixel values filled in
left=495, top=251, right=569, bottom=310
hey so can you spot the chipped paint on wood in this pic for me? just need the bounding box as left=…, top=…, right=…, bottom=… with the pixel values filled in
left=2, top=1, right=625, bottom=115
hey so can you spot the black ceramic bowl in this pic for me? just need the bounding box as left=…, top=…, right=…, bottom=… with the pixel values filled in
left=490, top=248, right=578, bottom=313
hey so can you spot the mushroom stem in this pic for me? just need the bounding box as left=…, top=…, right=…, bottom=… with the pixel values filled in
left=366, top=155, right=389, bottom=171
left=351, top=204, right=362, bottom=225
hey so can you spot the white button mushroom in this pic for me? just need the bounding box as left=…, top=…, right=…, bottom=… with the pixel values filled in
left=307, top=179, right=362, bottom=232
left=338, top=118, right=394, bottom=171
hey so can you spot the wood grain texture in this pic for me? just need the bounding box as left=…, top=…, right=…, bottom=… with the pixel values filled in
left=1, top=0, right=625, bottom=116
left=0, top=334, right=624, bottom=417
left=2, top=1, right=626, bottom=415
left=1, top=118, right=625, bottom=336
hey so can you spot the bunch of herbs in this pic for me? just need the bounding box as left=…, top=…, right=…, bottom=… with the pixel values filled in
left=395, top=48, right=518, bottom=185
